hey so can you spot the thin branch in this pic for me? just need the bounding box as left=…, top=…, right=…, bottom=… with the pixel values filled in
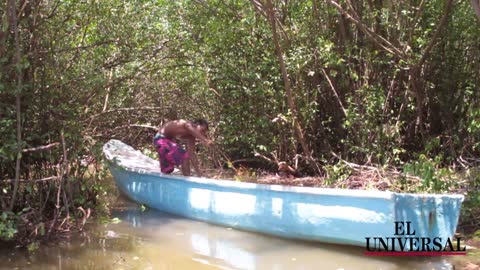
left=127, top=124, right=159, bottom=130
left=88, top=107, right=164, bottom=120
left=111, top=124, right=159, bottom=131
left=250, top=0, right=268, bottom=18
left=328, top=0, right=404, bottom=59
left=60, top=131, right=70, bottom=218
left=102, top=69, right=114, bottom=112
left=321, top=68, right=347, bottom=117
left=3, top=176, right=58, bottom=183
left=22, top=142, right=60, bottom=153
left=17, top=0, right=28, bottom=19
left=330, top=152, right=424, bottom=182
left=331, top=151, right=379, bottom=171
left=249, top=0, right=290, bottom=44
left=345, top=0, right=404, bottom=56
left=0, top=195, right=6, bottom=210
left=45, top=0, right=62, bottom=20
left=416, top=0, right=455, bottom=69
left=254, top=152, right=277, bottom=164
left=408, top=0, right=427, bottom=46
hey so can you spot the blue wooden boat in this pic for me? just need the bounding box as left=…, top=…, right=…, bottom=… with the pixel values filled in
left=103, top=140, right=464, bottom=249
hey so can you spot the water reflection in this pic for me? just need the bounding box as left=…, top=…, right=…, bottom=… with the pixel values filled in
left=113, top=203, right=455, bottom=270
left=0, top=199, right=456, bottom=270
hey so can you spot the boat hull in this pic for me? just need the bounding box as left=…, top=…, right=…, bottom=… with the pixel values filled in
left=104, top=140, right=464, bottom=248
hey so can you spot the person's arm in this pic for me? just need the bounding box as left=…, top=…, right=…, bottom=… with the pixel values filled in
left=187, top=139, right=203, bottom=177
left=184, top=122, right=212, bottom=146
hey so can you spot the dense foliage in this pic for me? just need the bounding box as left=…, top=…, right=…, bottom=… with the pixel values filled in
left=0, top=0, right=479, bottom=243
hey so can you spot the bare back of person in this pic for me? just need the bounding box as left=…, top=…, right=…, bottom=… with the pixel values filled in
left=160, top=120, right=197, bottom=142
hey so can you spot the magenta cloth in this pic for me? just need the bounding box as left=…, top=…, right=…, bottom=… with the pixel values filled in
left=153, top=134, right=189, bottom=174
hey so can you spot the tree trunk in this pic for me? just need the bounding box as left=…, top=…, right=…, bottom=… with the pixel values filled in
left=409, top=66, right=425, bottom=137
left=8, top=0, right=24, bottom=211
left=264, top=0, right=318, bottom=170
left=472, top=0, right=480, bottom=21
left=409, top=0, right=454, bottom=137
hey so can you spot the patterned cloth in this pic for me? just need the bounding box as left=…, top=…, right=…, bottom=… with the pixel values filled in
left=153, top=133, right=189, bottom=174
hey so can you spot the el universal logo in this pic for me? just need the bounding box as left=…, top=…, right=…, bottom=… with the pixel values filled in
left=364, top=222, right=467, bottom=256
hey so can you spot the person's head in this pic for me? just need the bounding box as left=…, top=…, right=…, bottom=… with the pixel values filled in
left=192, top=119, right=209, bottom=134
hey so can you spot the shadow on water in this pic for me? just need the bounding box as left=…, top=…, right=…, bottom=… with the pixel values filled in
left=0, top=195, right=457, bottom=270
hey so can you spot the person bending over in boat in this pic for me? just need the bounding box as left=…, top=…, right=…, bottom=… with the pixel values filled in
left=153, top=119, right=212, bottom=177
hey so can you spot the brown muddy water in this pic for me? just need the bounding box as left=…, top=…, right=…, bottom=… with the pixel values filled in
left=0, top=197, right=458, bottom=270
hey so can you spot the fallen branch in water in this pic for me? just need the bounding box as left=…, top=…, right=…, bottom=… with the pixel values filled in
left=76, top=206, right=91, bottom=231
